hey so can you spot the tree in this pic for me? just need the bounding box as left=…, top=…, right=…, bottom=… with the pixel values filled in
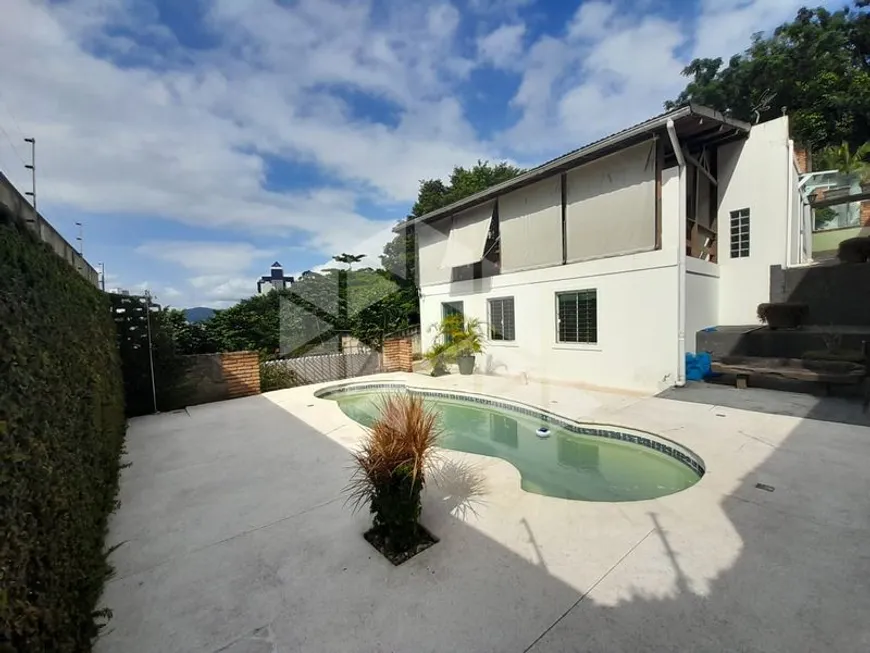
left=160, top=308, right=219, bottom=356
left=814, top=141, right=870, bottom=177
left=667, top=2, right=870, bottom=149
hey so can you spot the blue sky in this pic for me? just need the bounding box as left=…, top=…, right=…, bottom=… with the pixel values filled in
left=0, top=0, right=833, bottom=307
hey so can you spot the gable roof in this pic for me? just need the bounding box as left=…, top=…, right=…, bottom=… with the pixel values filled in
left=395, top=104, right=750, bottom=232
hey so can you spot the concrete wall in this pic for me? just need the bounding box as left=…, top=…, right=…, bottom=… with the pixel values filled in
left=0, top=172, right=99, bottom=286
left=813, top=225, right=870, bottom=257
left=685, top=258, right=719, bottom=352
left=182, top=351, right=261, bottom=406
left=716, top=116, right=791, bottom=324
left=770, top=263, right=870, bottom=327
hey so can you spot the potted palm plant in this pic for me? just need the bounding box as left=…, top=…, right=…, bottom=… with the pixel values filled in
left=451, top=317, right=484, bottom=375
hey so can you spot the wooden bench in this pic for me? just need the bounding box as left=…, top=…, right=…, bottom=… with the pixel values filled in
left=711, top=356, right=867, bottom=394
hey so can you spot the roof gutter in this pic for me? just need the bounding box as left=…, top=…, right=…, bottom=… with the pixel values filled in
left=666, top=119, right=687, bottom=388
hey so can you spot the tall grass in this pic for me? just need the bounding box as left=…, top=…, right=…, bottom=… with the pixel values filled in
left=346, top=393, right=441, bottom=554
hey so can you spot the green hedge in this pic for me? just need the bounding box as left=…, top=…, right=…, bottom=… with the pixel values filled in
left=0, top=212, right=126, bottom=651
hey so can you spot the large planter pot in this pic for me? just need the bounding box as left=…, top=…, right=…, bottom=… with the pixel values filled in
left=457, top=354, right=475, bottom=375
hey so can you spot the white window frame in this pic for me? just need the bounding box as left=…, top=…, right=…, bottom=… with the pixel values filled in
left=730, top=208, right=750, bottom=258
left=487, top=297, right=516, bottom=342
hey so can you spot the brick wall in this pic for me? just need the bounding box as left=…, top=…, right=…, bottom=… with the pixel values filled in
left=221, top=351, right=261, bottom=399
left=862, top=201, right=870, bottom=226
left=382, top=337, right=413, bottom=373
left=793, top=146, right=810, bottom=174
left=181, top=350, right=261, bottom=406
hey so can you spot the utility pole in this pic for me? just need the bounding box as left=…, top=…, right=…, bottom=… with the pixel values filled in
left=23, top=137, right=35, bottom=211
left=99, top=262, right=106, bottom=291
left=143, top=290, right=158, bottom=414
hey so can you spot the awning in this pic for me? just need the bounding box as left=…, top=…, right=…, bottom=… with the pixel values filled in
left=439, top=202, right=494, bottom=269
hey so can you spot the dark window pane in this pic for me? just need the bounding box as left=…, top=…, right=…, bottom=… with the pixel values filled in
left=557, top=291, right=596, bottom=344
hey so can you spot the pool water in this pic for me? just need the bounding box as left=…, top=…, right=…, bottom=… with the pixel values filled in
left=330, top=391, right=702, bottom=502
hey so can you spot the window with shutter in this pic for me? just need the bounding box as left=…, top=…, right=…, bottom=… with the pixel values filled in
left=488, top=297, right=515, bottom=341
left=556, top=290, right=597, bottom=344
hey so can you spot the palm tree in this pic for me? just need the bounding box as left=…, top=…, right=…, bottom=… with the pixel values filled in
left=815, top=141, right=870, bottom=184
left=333, top=253, right=366, bottom=270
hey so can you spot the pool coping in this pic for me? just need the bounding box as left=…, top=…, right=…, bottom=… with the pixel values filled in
left=315, top=380, right=706, bottom=478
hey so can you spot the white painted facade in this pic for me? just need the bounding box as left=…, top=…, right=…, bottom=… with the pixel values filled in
left=414, top=114, right=808, bottom=393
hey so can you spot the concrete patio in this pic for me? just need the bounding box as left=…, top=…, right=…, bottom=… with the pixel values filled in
left=96, top=373, right=870, bottom=652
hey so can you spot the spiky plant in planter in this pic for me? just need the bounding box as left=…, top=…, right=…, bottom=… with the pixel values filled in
left=347, top=393, right=441, bottom=564
left=424, top=341, right=451, bottom=376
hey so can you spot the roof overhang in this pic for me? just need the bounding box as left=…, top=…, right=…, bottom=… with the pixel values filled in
left=394, top=104, right=750, bottom=232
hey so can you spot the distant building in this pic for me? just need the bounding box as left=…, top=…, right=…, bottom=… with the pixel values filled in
left=257, top=261, right=294, bottom=294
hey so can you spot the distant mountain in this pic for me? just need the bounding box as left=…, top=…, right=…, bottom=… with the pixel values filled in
left=184, top=307, right=216, bottom=323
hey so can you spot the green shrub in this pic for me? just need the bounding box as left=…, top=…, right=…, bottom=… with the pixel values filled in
left=259, top=358, right=302, bottom=392
left=0, top=212, right=126, bottom=651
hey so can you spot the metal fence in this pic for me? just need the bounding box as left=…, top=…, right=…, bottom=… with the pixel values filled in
left=266, top=345, right=382, bottom=387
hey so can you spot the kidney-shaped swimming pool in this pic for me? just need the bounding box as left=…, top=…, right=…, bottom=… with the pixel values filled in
left=318, top=383, right=704, bottom=503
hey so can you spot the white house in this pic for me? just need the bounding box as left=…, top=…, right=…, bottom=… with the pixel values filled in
left=398, top=105, right=811, bottom=393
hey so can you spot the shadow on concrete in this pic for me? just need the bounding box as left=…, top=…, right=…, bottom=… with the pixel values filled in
left=658, top=380, right=870, bottom=427
left=97, top=392, right=870, bottom=653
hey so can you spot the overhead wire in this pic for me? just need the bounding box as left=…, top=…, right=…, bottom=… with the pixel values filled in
left=0, top=121, right=26, bottom=166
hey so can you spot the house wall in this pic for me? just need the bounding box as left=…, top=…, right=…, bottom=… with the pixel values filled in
left=419, top=165, right=682, bottom=394
left=716, top=116, right=791, bottom=325
left=685, top=258, right=719, bottom=352
left=420, top=256, right=679, bottom=393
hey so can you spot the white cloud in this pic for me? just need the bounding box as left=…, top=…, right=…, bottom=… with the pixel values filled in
left=467, top=0, right=534, bottom=15
left=501, top=0, right=802, bottom=156
left=693, top=0, right=808, bottom=61
left=135, top=241, right=274, bottom=275
left=567, top=1, right=617, bottom=40
left=0, top=0, right=498, bottom=258
left=477, top=23, right=526, bottom=68
left=0, top=0, right=814, bottom=309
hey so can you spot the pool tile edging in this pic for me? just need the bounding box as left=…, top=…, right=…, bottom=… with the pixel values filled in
left=315, top=381, right=705, bottom=477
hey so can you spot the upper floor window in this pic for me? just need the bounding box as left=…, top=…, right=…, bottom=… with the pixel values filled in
left=556, top=290, right=597, bottom=344
left=488, top=297, right=516, bottom=341
left=730, top=208, right=750, bottom=258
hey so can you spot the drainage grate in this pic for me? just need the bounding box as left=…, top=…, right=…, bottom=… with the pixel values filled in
left=755, top=482, right=775, bottom=492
